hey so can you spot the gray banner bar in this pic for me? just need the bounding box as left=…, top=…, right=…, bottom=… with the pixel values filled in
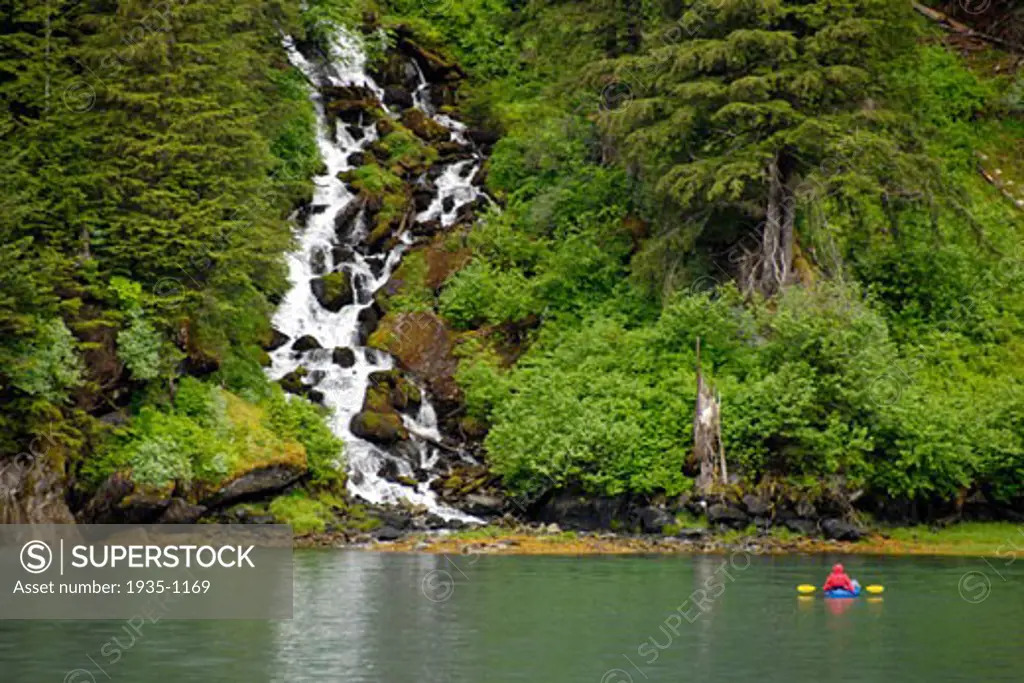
left=0, top=525, right=293, bottom=619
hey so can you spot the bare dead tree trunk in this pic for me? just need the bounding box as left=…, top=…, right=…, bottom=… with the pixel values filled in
left=740, top=155, right=796, bottom=298
left=693, top=337, right=727, bottom=495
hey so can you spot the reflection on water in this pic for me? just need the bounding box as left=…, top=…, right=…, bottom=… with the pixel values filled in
left=0, top=551, right=1021, bottom=682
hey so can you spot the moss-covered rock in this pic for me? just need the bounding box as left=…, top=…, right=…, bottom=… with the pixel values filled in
left=374, top=129, right=439, bottom=176
left=365, top=369, right=422, bottom=414
left=279, top=367, right=309, bottom=395
left=322, top=85, right=382, bottom=123
left=368, top=311, right=461, bottom=406
left=350, top=411, right=410, bottom=444
left=401, top=109, right=450, bottom=143
left=310, top=271, right=353, bottom=312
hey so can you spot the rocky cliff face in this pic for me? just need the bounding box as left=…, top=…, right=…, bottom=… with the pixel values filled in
left=0, top=456, right=75, bottom=524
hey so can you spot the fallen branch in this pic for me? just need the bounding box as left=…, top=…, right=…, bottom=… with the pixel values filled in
left=911, top=1, right=1024, bottom=54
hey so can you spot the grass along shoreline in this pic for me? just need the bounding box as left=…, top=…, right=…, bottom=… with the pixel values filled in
left=295, top=521, right=1024, bottom=558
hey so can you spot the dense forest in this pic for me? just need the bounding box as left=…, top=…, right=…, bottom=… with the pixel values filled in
left=2, top=0, right=1023, bottom=531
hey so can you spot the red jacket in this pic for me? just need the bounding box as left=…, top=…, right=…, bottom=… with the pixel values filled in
left=823, top=569, right=855, bottom=592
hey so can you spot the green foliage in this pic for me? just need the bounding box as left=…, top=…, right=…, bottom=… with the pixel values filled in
left=88, top=377, right=344, bottom=491
left=7, top=318, right=84, bottom=403
left=268, top=489, right=350, bottom=536
left=0, top=0, right=324, bottom=470
left=440, top=260, right=538, bottom=329
left=347, top=163, right=405, bottom=196
left=266, top=389, right=346, bottom=486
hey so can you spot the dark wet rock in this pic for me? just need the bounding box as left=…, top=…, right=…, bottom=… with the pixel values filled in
left=401, top=109, right=450, bottom=143
left=436, top=141, right=474, bottom=162
left=454, top=201, right=476, bottom=224
left=424, top=513, right=447, bottom=530
left=357, top=301, right=384, bottom=344
left=467, top=129, right=500, bottom=147
left=311, top=271, right=354, bottom=312
left=821, top=518, right=865, bottom=541
left=707, top=503, right=749, bottom=528
left=202, top=464, right=307, bottom=509
left=78, top=472, right=135, bottom=523
left=742, top=494, right=772, bottom=517
left=294, top=200, right=314, bottom=227
left=783, top=518, right=818, bottom=536
left=346, top=124, right=365, bottom=141
left=308, top=389, right=326, bottom=405
left=310, top=247, right=328, bottom=275
left=413, top=188, right=435, bottom=212
left=347, top=152, right=366, bottom=168
left=264, top=328, right=290, bottom=352
left=463, top=493, right=505, bottom=517
left=394, top=33, right=467, bottom=82
left=371, top=52, right=420, bottom=90
left=116, top=494, right=172, bottom=524
left=634, top=506, right=675, bottom=534
left=795, top=499, right=818, bottom=519
left=384, top=86, right=414, bottom=109
left=676, top=528, right=711, bottom=540
left=322, top=84, right=381, bottom=123
left=159, top=498, right=207, bottom=524
left=412, top=219, right=442, bottom=237
left=364, top=255, right=386, bottom=278
left=332, top=245, right=355, bottom=266
left=442, top=196, right=456, bottom=214
left=374, top=526, right=404, bottom=541
left=375, top=509, right=414, bottom=530
left=377, top=459, right=403, bottom=483
left=350, top=411, right=409, bottom=444
left=471, top=164, right=488, bottom=187
left=278, top=368, right=308, bottom=395
left=292, top=335, right=322, bottom=353
left=332, top=347, right=357, bottom=368
left=428, top=82, right=457, bottom=109
left=222, top=506, right=274, bottom=525
left=427, top=164, right=447, bottom=182
left=310, top=204, right=329, bottom=215
left=535, top=492, right=630, bottom=531
left=389, top=440, right=421, bottom=465
left=334, top=197, right=365, bottom=241
left=368, top=143, right=390, bottom=165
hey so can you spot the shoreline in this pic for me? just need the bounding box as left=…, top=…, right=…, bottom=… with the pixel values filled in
left=295, top=521, right=1023, bottom=558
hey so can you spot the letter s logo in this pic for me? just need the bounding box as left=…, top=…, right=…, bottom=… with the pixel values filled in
left=20, top=541, right=53, bottom=574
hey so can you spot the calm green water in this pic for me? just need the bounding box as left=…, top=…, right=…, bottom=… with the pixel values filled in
left=1, top=550, right=1021, bottom=682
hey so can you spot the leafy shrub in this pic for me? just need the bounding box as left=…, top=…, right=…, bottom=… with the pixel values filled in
left=440, top=260, right=539, bottom=329
left=7, top=318, right=83, bottom=402
left=265, top=388, right=345, bottom=486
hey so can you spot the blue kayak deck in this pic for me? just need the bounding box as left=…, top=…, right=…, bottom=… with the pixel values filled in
left=824, top=581, right=862, bottom=599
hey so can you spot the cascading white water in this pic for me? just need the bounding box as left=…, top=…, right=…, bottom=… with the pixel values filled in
left=270, top=32, right=482, bottom=522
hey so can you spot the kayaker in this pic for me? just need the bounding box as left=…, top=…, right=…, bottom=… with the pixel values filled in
left=822, top=563, right=856, bottom=592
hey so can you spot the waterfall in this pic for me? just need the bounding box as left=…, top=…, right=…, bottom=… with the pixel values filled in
left=269, top=32, right=481, bottom=523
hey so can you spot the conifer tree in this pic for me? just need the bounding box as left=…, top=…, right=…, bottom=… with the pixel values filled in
left=75, top=0, right=301, bottom=355
left=594, top=0, right=930, bottom=296
left=0, top=0, right=87, bottom=451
